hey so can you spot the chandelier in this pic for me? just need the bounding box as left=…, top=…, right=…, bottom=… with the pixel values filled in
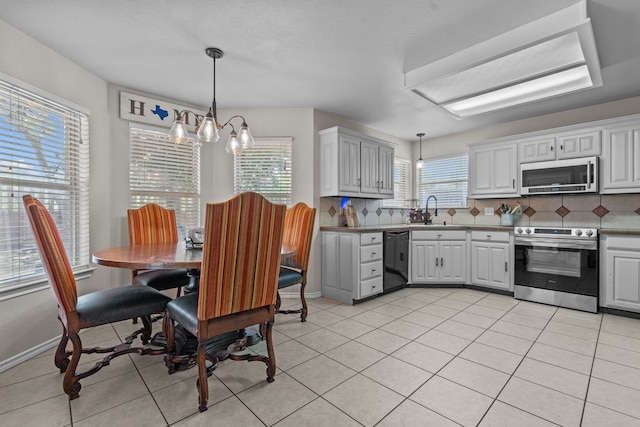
left=168, top=47, right=255, bottom=153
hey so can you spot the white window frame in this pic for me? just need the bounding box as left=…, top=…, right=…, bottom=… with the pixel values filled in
left=129, top=124, right=201, bottom=229
left=383, top=157, right=412, bottom=208
left=0, top=73, right=90, bottom=300
left=416, top=153, right=468, bottom=208
left=233, top=137, right=292, bottom=206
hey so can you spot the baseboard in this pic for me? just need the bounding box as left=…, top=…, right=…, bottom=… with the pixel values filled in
left=278, top=290, right=322, bottom=300
left=0, top=335, right=60, bottom=374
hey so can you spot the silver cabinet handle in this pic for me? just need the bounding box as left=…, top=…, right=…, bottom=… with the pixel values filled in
left=550, top=145, right=553, bottom=151
left=505, top=262, right=508, bottom=272
left=380, top=180, right=383, bottom=188
left=486, top=235, right=491, bottom=239
left=512, top=179, right=515, bottom=189
left=436, top=258, right=439, bottom=267
left=441, top=257, right=444, bottom=267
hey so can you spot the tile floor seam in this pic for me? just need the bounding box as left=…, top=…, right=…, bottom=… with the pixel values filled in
left=577, top=311, right=604, bottom=427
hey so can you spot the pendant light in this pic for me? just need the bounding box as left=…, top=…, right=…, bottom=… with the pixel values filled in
left=416, top=133, right=425, bottom=169
left=168, top=47, right=255, bottom=153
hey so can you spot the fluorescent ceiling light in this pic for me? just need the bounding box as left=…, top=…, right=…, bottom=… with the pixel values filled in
left=404, top=0, right=602, bottom=118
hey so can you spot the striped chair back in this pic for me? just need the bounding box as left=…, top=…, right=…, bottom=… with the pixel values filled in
left=23, top=195, right=78, bottom=320
left=127, top=204, right=179, bottom=245
left=198, top=192, right=286, bottom=320
left=281, top=202, right=316, bottom=272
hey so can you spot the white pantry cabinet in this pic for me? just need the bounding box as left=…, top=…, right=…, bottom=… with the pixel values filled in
left=470, top=231, right=513, bottom=292
left=319, top=127, right=394, bottom=198
left=601, top=234, right=640, bottom=313
left=468, top=142, right=519, bottom=199
left=410, top=230, right=466, bottom=284
left=321, top=231, right=383, bottom=304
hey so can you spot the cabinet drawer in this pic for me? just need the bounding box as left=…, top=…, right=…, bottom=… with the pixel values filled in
left=470, top=230, right=510, bottom=242
left=360, top=245, right=382, bottom=262
left=360, top=232, right=383, bottom=246
left=360, top=277, right=383, bottom=298
left=412, top=230, right=467, bottom=241
left=360, top=260, right=382, bottom=281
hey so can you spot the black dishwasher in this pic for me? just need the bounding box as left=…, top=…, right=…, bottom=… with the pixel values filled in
left=383, top=230, right=409, bottom=293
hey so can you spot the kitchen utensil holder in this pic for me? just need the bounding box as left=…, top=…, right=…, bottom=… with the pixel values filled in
left=501, top=213, right=514, bottom=226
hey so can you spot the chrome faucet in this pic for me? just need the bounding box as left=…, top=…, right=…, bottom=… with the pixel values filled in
left=425, top=195, right=438, bottom=225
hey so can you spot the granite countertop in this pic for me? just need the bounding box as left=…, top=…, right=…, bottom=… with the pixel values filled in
left=319, top=224, right=513, bottom=233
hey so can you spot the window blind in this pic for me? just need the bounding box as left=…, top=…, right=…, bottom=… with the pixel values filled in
left=234, top=137, right=292, bottom=206
left=0, top=79, right=90, bottom=297
left=129, top=126, right=201, bottom=228
left=384, top=158, right=412, bottom=208
left=417, top=154, right=468, bottom=208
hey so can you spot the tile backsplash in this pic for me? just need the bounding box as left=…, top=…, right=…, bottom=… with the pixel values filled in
left=320, top=194, right=640, bottom=230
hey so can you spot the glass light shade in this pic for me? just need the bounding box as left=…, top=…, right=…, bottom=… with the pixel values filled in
left=416, top=157, right=424, bottom=169
left=225, top=130, right=242, bottom=154
left=238, top=122, right=254, bottom=149
left=168, top=117, right=190, bottom=143
left=196, top=110, right=219, bottom=143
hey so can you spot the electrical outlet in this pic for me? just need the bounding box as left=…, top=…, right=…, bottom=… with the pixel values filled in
left=484, top=207, right=494, bottom=216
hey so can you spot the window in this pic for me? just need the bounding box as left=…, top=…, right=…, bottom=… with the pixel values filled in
left=0, top=76, right=90, bottom=298
left=129, top=125, right=201, bottom=228
left=417, top=154, right=468, bottom=208
left=384, top=158, right=412, bottom=208
left=234, top=137, right=292, bottom=206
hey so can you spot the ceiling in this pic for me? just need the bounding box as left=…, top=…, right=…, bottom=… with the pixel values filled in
left=1, top=0, right=640, bottom=142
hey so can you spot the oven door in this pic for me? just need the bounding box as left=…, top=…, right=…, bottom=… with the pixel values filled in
left=514, top=237, right=598, bottom=311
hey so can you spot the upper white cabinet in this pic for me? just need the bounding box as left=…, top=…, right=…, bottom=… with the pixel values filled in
left=601, top=118, right=640, bottom=193
left=319, top=126, right=395, bottom=199
left=518, top=130, right=601, bottom=164
left=468, top=142, right=518, bottom=199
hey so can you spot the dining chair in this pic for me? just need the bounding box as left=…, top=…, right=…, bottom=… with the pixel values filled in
left=276, top=202, right=316, bottom=322
left=127, top=203, right=190, bottom=297
left=23, top=195, right=171, bottom=400
left=162, top=192, right=286, bottom=412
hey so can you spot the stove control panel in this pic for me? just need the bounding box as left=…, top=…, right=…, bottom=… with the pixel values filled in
left=513, top=227, right=598, bottom=239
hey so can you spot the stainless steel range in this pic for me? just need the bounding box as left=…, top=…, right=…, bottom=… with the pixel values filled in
left=514, top=226, right=599, bottom=313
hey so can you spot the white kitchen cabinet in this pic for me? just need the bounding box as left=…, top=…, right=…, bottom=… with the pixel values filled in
left=518, top=130, right=601, bottom=164
left=601, top=120, right=640, bottom=193
left=321, top=231, right=383, bottom=304
left=601, top=235, right=640, bottom=313
left=468, top=142, right=519, bottom=199
left=470, top=231, right=513, bottom=292
left=410, top=230, right=466, bottom=284
left=319, top=126, right=394, bottom=198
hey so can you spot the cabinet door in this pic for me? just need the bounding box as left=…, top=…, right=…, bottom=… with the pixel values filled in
left=338, top=135, right=361, bottom=193
left=411, top=241, right=437, bottom=283
left=605, top=249, right=640, bottom=312
left=378, top=145, right=395, bottom=196
left=471, top=241, right=511, bottom=291
left=321, top=232, right=357, bottom=304
left=439, top=241, right=466, bottom=283
left=602, top=125, right=640, bottom=192
left=557, top=130, right=601, bottom=159
left=519, top=137, right=556, bottom=163
left=360, top=140, right=379, bottom=194
left=469, top=144, right=518, bottom=198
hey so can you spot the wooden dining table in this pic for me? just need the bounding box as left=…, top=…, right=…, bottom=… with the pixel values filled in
left=92, top=241, right=297, bottom=293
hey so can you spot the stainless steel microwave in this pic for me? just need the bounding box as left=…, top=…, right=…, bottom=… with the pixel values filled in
left=520, top=156, right=598, bottom=195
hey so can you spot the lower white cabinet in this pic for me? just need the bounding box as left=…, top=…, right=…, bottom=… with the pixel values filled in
left=601, top=235, right=640, bottom=313
left=410, top=230, right=466, bottom=284
left=321, top=231, right=383, bottom=304
left=470, top=231, right=513, bottom=292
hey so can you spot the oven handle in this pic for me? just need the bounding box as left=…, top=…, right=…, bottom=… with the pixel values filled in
left=514, top=237, right=597, bottom=250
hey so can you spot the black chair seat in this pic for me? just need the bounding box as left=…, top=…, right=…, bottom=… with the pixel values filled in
left=166, top=292, right=199, bottom=335
left=135, top=269, right=191, bottom=291
left=76, top=285, right=171, bottom=327
left=278, top=266, right=302, bottom=289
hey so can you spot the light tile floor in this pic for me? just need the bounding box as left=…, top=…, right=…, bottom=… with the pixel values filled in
left=2, top=287, right=640, bottom=426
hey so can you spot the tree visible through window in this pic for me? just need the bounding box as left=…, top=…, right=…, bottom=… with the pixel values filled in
left=234, top=137, right=292, bottom=206
left=0, top=76, right=90, bottom=297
